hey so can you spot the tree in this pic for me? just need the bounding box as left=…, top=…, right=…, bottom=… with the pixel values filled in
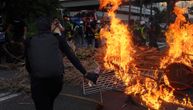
left=0, top=0, right=61, bottom=37
left=2, top=0, right=60, bottom=21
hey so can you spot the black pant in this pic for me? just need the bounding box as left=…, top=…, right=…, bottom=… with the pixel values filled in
left=31, top=75, right=63, bottom=110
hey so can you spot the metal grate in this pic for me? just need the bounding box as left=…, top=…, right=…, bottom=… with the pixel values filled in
left=82, top=69, right=163, bottom=95
left=82, top=71, right=125, bottom=95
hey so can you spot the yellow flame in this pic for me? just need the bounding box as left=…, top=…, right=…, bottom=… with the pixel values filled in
left=99, top=0, right=193, bottom=109
left=99, top=0, right=136, bottom=85
left=161, top=6, right=193, bottom=69
left=159, top=6, right=193, bottom=109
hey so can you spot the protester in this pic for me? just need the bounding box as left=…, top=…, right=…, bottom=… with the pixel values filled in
left=25, top=16, right=99, bottom=110
left=84, top=17, right=95, bottom=47
left=63, top=16, right=73, bottom=40
left=63, top=16, right=76, bottom=51
left=148, top=23, right=159, bottom=49
left=8, top=16, right=27, bottom=42
left=4, top=16, right=26, bottom=63
left=73, top=22, right=84, bottom=48
left=51, top=17, right=64, bottom=36
left=94, top=20, right=101, bottom=48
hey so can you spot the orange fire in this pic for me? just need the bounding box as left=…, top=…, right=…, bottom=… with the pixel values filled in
left=159, top=5, right=193, bottom=109
left=99, top=0, right=193, bottom=109
left=99, top=0, right=136, bottom=85
left=160, top=6, right=193, bottom=69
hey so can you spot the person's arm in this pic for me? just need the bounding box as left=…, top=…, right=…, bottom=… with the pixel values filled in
left=57, top=35, right=87, bottom=75
left=51, top=23, right=57, bottom=32
left=58, top=24, right=64, bottom=32
left=56, top=35, right=99, bottom=83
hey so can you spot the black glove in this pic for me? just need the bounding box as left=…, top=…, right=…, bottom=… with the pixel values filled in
left=84, top=72, right=99, bottom=84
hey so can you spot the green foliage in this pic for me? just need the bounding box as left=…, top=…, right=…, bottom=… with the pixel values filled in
left=2, top=0, right=60, bottom=37
left=26, top=21, right=37, bottom=37
left=3, top=0, right=60, bottom=21
left=30, top=0, right=60, bottom=17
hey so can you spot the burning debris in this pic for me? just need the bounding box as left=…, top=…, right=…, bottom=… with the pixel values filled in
left=98, top=0, right=193, bottom=109
left=1, top=1, right=193, bottom=110
left=164, top=63, right=193, bottom=90
left=161, top=6, right=193, bottom=91
left=99, top=0, right=137, bottom=86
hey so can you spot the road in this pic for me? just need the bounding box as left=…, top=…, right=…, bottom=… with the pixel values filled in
left=0, top=66, right=192, bottom=110
left=0, top=68, right=99, bottom=110
left=0, top=69, right=144, bottom=110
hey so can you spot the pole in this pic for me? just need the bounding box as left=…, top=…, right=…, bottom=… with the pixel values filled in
left=128, top=0, right=131, bottom=24
left=150, top=0, right=153, bottom=17
left=140, top=0, right=142, bottom=21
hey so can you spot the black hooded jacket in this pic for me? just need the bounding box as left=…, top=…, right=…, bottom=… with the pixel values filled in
left=25, top=17, right=87, bottom=78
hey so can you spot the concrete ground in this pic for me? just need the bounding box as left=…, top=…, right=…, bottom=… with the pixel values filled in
left=0, top=84, right=139, bottom=110
left=0, top=69, right=193, bottom=110
left=0, top=69, right=142, bottom=110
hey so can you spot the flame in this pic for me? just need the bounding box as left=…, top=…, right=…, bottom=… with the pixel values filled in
left=159, top=5, right=193, bottom=109
left=160, top=6, right=193, bottom=69
left=99, top=0, right=193, bottom=109
left=161, top=5, right=193, bottom=94
left=99, top=0, right=136, bottom=85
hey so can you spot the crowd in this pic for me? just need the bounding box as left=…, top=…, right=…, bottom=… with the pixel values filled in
left=130, top=19, right=164, bottom=49
left=52, top=12, right=102, bottom=51
left=0, top=12, right=167, bottom=65
left=1, top=12, right=166, bottom=53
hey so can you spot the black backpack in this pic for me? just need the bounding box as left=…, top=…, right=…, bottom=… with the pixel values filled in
left=26, top=33, right=64, bottom=78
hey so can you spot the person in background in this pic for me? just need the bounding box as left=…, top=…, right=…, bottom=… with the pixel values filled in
left=63, top=16, right=73, bottom=40
left=148, top=23, right=159, bottom=49
left=73, top=21, right=84, bottom=48
left=79, top=20, right=85, bottom=47
left=84, top=17, right=95, bottom=47
left=8, top=16, right=27, bottom=42
left=139, top=21, right=147, bottom=45
left=25, top=16, right=99, bottom=110
left=63, top=16, right=75, bottom=51
left=51, top=17, right=64, bottom=36
left=133, top=21, right=141, bottom=45
left=94, top=20, right=101, bottom=48
left=5, top=16, right=26, bottom=63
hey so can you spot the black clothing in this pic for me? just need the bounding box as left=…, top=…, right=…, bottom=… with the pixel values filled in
left=25, top=17, right=87, bottom=77
left=31, top=74, right=63, bottom=110
left=26, top=33, right=64, bottom=78
left=11, top=18, right=26, bottom=42
left=85, top=21, right=95, bottom=46
left=25, top=17, right=87, bottom=110
left=56, top=34, right=87, bottom=75
left=36, top=17, right=51, bottom=32
left=149, top=27, right=158, bottom=48
left=25, top=34, right=87, bottom=77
